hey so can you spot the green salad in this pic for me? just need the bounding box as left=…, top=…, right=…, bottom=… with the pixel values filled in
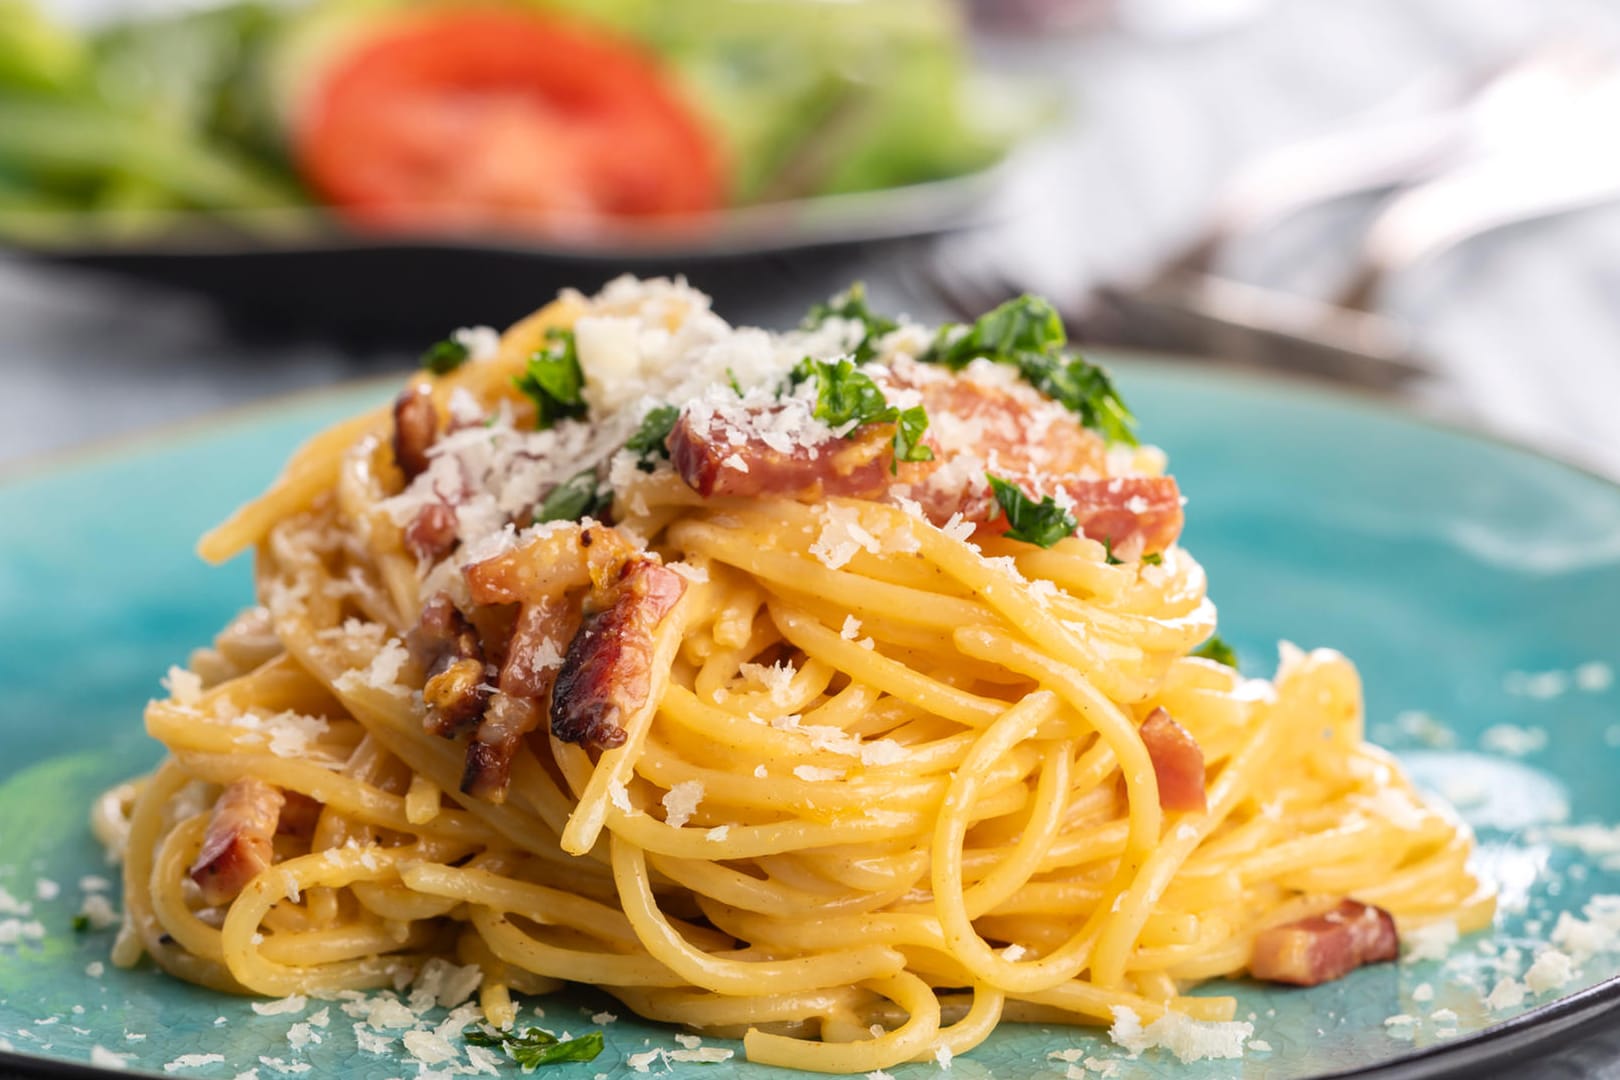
left=0, top=0, right=1046, bottom=243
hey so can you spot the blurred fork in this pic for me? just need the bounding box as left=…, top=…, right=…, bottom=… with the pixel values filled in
left=921, top=43, right=1620, bottom=391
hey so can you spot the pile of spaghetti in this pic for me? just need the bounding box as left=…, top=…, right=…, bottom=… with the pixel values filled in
left=103, top=277, right=1493, bottom=1072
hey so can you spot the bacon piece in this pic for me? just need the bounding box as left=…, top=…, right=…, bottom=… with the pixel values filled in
left=1061, top=476, right=1183, bottom=559
left=404, top=502, right=459, bottom=562
left=406, top=593, right=491, bottom=737
left=189, top=778, right=285, bottom=906
left=668, top=406, right=894, bottom=501
left=909, top=370, right=1107, bottom=480
left=275, top=791, right=323, bottom=839
left=1140, top=706, right=1207, bottom=813
left=392, top=384, right=439, bottom=482
left=461, top=600, right=578, bottom=800
left=665, top=370, right=1181, bottom=556
left=500, top=598, right=577, bottom=699
left=551, top=558, right=685, bottom=749
left=463, top=692, right=542, bottom=801
left=424, top=657, right=489, bottom=737
left=1249, top=900, right=1400, bottom=986
left=466, top=522, right=636, bottom=606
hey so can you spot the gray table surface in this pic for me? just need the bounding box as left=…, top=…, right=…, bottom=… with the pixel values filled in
left=5, top=0, right=1620, bottom=1073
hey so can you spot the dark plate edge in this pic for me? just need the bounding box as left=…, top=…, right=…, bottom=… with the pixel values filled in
left=2, top=166, right=1010, bottom=265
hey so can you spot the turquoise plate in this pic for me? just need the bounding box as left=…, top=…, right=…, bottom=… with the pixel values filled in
left=3, top=362, right=1619, bottom=1079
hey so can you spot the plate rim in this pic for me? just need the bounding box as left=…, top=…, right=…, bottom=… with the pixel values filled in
left=1, top=357, right=1617, bottom=1079
left=2, top=164, right=1011, bottom=265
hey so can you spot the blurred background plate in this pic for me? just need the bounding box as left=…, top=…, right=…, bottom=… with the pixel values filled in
left=14, top=169, right=1003, bottom=342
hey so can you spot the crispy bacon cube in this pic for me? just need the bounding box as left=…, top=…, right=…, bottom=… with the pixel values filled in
left=1249, top=900, right=1400, bottom=986
left=1140, top=706, right=1207, bottom=813
left=550, top=558, right=685, bottom=750
left=188, top=778, right=286, bottom=906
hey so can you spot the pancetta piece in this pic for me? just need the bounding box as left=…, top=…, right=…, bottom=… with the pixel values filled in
left=465, top=521, right=636, bottom=606
left=275, top=791, right=323, bottom=839
left=1140, top=706, right=1207, bottom=813
left=188, top=778, right=285, bottom=906
left=404, top=502, right=459, bottom=563
left=1249, top=899, right=1400, bottom=986
left=664, top=371, right=1183, bottom=556
left=550, top=558, right=685, bottom=750
left=462, top=692, right=542, bottom=801
left=461, top=600, right=578, bottom=800
left=406, top=593, right=492, bottom=737
left=667, top=405, right=895, bottom=501
left=392, top=384, right=439, bottom=482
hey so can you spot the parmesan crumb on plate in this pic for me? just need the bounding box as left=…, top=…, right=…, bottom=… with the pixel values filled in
left=1107, top=1006, right=1252, bottom=1063
left=90, top=1045, right=134, bottom=1070
left=163, top=1053, right=226, bottom=1072
left=251, top=995, right=307, bottom=1017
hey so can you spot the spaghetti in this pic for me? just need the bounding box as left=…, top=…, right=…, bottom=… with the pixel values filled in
left=107, top=277, right=1492, bottom=1072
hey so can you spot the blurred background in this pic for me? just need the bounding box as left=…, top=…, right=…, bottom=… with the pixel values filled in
left=5, top=0, right=1620, bottom=492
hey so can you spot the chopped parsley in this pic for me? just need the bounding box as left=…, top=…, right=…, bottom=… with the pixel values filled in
left=625, top=404, right=680, bottom=472
left=1102, top=536, right=1123, bottom=565
left=420, top=336, right=470, bottom=375
left=1193, top=634, right=1239, bottom=669
left=922, top=295, right=1138, bottom=446
left=535, top=469, right=611, bottom=524
left=513, top=328, right=587, bottom=429
left=462, top=1026, right=605, bottom=1068
left=1141, top=551, right=1164, bottom=566
left=791, top=357, right=934, bottom=472
left=802, top=282, right=898, bottom=364
left=892, top=405, right=933, bottom=466
left=987, top=474, right=1077, bottom=548
left=71, top=914, right=90, bottom=933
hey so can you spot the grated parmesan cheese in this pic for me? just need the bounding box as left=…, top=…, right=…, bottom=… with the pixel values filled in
left=1401, top=919, right=1458, bottom=963
left=402, top=1029, right=458, bottom=1066
left=662, top=781, right=705, bottom=829
left=162, top=665, right=203, bottom=706
left=252, top=995, right=307, bottom=1017
left=1479, top=724, right=1548, bottom=757
left=810, top=505, right=884, bottom=569
left=1107, top=1006, right=1252, bottom=1063
left=1525, top=948, right=1577, bottom=993
left=0, top=919, right=49, bottom=945
left=90, top=1046, right=133, bottom=1070
left=1484, top=977, right=1527, bottom=1010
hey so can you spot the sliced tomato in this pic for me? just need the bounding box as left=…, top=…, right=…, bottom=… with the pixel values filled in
left=295, top=9, right=725, bottom=230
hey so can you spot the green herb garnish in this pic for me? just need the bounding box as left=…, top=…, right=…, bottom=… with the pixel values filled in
left=625, top=405, right=680, bottom=472
left=463, top=1025, right=605, bottom=1068
left=1193, top=634, right=1239, bottom=670
left=987, top=475, right=1077, bottom=549
left=513, top=328, right=587, bottom=429
left=922, top=295, right=1138, bottom=446
left=421, top=337, right=470, bottom=375
left=802, top=282, right=898, bottom=364
left=535, top=469, right=611, bottom=524
left=1141, top=551, right=1163, bottom=566
left=71, top=914, right=90, bottom=933
left=791, top=357, right=934, bottom=472
left=1102, top=536, right=1123, bottom=565
left=892, top=405, right=934, bottom=467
